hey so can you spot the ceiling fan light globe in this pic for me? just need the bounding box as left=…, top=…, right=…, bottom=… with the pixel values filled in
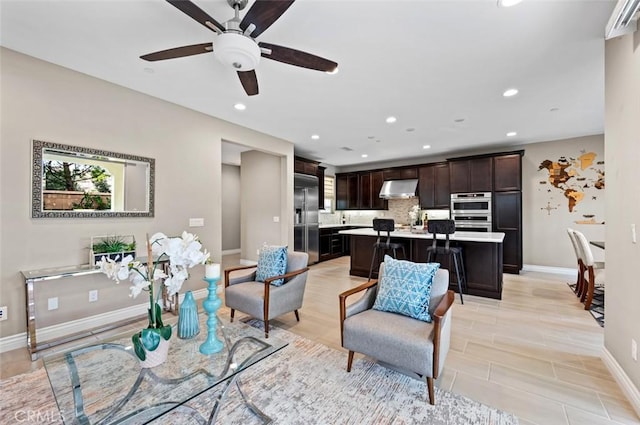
left=214, top=32, right=261, bottom=71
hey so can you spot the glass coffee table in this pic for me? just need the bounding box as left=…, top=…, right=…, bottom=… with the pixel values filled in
left=43, top=316, right=287, bottom=424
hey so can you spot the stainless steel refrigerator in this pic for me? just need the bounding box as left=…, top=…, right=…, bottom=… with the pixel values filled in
left=294, top=173, right=319, bottom=264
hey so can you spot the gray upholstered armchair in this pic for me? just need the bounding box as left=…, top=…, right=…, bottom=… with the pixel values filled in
left=224, top=251, right=309, bottom=338
left=339, top=263, right=454, bottom=405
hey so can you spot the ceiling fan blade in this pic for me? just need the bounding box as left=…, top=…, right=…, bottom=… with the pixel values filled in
left=166, top=0, right=225, bottom=33
left=237, top=70, right=259, bottom=96
left=259, top=42, right=338, bottom=72
left=140, top=43, right=213, bottom=61
left=240, top=0, right=295, bottom=38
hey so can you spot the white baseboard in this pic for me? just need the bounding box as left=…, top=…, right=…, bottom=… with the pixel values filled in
left=222, top=249, right=241, bottom=256
left=0, top=289, right=210, bottom=354
left=522, top=264, right=576, bottom=276
left=602, top=347, right=640, bottom=418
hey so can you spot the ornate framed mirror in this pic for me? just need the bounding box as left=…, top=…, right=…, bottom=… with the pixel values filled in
left=32, top=140, right=155, bottom=218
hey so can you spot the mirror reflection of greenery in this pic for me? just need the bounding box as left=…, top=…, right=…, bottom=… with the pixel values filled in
left=43, top=160, right=112, bottom=193
left=73, top=192, right=111, bottom=210
left=92, top=235, right=136, bottom=255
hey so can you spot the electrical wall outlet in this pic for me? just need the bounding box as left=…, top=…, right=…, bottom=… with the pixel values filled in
left=48, top=297, right=59, bottom=310
left=632, top=339, right=637, bottom=361
left=273, top=216, right=280, bottom=223
left=0, top=306, right=7, bottom=321
left=89, top=290, right=98, bottom=303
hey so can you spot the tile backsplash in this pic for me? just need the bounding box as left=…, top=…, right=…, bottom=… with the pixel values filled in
left=319, top=198, right=431, bottom=226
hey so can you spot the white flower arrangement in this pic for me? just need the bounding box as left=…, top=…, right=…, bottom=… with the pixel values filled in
left=97, top=231, right=210, bottom=360
left=408, top=204, right=421, bottom=224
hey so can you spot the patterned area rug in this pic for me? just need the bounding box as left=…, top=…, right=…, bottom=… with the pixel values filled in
left=567, top=282, right=605, bottom=327
left=1, top=324, right=518, bottom=425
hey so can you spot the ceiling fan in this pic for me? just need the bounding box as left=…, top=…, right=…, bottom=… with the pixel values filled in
left=140, top=0, right=338, bottom=96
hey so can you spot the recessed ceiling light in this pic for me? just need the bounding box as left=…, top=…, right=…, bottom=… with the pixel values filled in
left=506, top=131, right=517, bottom=137
left=326, top=67, right=339, bottom=75
left=550, top=107, right=560, bottom=112
left=503, top=88, right=519, bottom=97
left=406, top=128, right=415, bottom=132
left=234, top=103, right=246, bottom=111
left=454, top=118, right=465, bottom=123
left=361, top=154, right=368, bottom=158
left=497, top=0, right=523, bottom=7
left=385, top=116, right=397, bottom=124
left=423, top=145, right=431, bottom=149
left=311, top=134, right=320, bottom=140
left=368, top=136, right=375, bottom=139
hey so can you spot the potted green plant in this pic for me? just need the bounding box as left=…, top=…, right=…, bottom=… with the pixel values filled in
left=90, top=235, right=136, bottom=265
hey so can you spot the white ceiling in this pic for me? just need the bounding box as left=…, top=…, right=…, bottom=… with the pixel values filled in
left=0, top=0, right=615, bottom=167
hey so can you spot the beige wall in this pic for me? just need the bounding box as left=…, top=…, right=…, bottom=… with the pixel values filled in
left=0, top=47, right=294, bottom=337
left=240, top=150, right=286, bottom=261
left=221, top=164, right=241, bottom=252
left=604, top=31, right=640, bottom=391
left=522, top=135, right=605, bottom=268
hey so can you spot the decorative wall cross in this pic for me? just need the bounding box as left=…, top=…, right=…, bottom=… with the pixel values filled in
left=541, top=202, right=558, bottom=216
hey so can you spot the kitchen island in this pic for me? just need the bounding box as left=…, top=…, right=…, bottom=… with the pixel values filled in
left=338, top=228, right=506, bottom=299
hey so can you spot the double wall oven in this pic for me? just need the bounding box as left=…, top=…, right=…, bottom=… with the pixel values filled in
left=450, top=192, right=492, bottom=232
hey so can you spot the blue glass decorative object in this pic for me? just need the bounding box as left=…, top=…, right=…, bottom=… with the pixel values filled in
left=177, top=291, right=199, bottom=339
left=199, top=277, right=224, bottom=354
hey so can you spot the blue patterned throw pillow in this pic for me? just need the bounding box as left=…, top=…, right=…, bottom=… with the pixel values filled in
left=372, top=255, right=440, bottom=322
left=256, top=245, right=288, bottom=286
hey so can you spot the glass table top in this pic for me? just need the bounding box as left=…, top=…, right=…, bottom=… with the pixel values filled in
left=43, top=316, right=286, bottom=424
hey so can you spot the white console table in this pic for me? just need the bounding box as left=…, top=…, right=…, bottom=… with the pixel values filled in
left=21, top=257, right=176, bottom=360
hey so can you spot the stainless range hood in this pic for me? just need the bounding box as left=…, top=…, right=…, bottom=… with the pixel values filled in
left=379, top=179, right=418, bottom=199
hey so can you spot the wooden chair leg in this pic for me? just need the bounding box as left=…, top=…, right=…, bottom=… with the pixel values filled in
left=584, top=267, right=595, bottom=310
left=230, top=309, right=235, bottom=322
left=294, top=310, right=300, bottom=321
left=264, top=319, right=269, bottom=338
left=347, top=351, right=354, bottom=372
left=427, top=376, right=435, bottom=405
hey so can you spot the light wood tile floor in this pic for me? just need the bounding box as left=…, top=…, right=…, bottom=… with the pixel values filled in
left=2, top=255, right=638, bottom=425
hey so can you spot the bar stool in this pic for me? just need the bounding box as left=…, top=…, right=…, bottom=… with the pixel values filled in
left=368, top=218, right=406, bottom=281
left=426, top=219, right=466, bottom=304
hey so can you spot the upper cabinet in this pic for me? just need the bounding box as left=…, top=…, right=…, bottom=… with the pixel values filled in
left=383, top=167, right=418, bottom=180
left=295, top=156, right=325, bottom=208
left=449, top=157, right=493, bottom=193
left=418, top=162, right=450, bottom=209
left=493, top=152, right=523, bottom=191
left=294, top=156, right=319, bottom=176
left=336, top=170, right=387, bottom=210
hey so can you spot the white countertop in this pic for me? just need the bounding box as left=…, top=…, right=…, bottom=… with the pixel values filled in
left=338, top=227, right=505, bottom=243
left=319, top=224, right=372, bottom=229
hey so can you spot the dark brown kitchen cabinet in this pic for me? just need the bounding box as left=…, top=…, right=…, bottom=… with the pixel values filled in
left=370, top=170, right=387, bottom=210
left=336, top=173, right=359, bottom=210
left=383, top=167, right=418, bottom=181
left=418, top=162, right=450, bottom=209
left=493, top=191, right=522, bottom=274
left=359, top=172, right=372, bottom=209
left=449, top=157, right=493, bottom=193
left=318, top=166, right=325, bottom=210
left=294, top=156, right=319, bottom=176
left=336, top=171, right=387, bottom=210
left=493, top=152, right=523, bottom=191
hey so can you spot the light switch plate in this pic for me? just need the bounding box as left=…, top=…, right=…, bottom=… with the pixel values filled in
left=273, top=216, right=280, bottom=223
left=48, top=297, right=59, bottom=310
left=0, top=306, right=7, bottom=321
left=189, top=218, right=204, bottom=227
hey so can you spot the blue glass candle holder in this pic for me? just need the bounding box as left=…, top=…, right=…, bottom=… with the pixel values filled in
left=199, top=277, right=223, bottom=355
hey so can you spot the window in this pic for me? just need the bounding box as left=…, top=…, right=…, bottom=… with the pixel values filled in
left=323, top=175, right=334, bottom=212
